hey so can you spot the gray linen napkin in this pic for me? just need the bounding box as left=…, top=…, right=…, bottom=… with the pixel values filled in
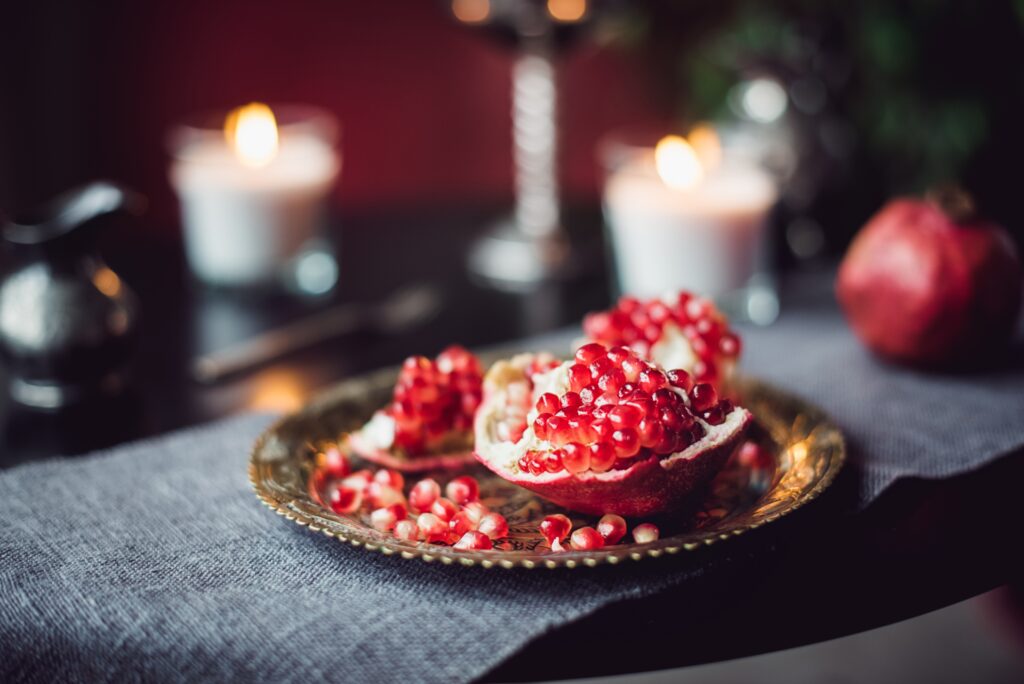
left=2, top=308, right=1023, bottom=683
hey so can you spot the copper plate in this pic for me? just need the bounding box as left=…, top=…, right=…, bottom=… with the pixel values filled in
left=250, top=365, right=845, bottom=569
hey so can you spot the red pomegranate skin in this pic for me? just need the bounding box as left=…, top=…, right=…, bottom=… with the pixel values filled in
left=836, top=198, right=1022, bottom=366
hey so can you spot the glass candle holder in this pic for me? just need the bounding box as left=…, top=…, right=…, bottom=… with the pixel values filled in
left=600, top=125, right=780, bottom=324
left=168, top=105, right=340, bottom=293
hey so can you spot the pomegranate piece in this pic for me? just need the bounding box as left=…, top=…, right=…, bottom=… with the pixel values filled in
left=837, top=192, right=1022, bottom=367
left=477, top=513, right=509, bottom=540
left=462, top=501, right=489, bottom=524
left=370, top=504, right=406, bottom=532
left=409, top=478, right=441, bottom=513
left=582, top=293, right=741, bottom=391
left=373, top=469, right=405, bottom=491
left=540, top=514, right=572, bottom=551
left=341, top=469, right=373, bottom=494
left=596, top=514, right=627, bottom=545
left=329, top=485, right=363, bottom=514
left=318, top=445, right=350, bottom=478
left=570, top=527, right=605, bottom=550
left=445, top=475, right=480, bottom=506
left=350, top=345, right=484, bottom=470
left=454, top=530, right=494, bottom=550
left=416, top=513, right=448, bottom=543
left=474, top=350, right=752, bottom=516
left=632, top=523, right=660, bottom=544
left=393, top=519, right=420, bottom=542
left=366, top=482, right=406, bottom=509
left=430, top=497, right=459, bottom=523
left=449, top=511, right=477, bottom=537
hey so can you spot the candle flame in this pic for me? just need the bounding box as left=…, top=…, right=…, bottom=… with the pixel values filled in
left=452, top=0, right=489, bottom=23
left=688, top=123, right=721, bottom=173
left=547, top=0, right=587, bottom=22
left=225, top=103, right=279, bottom=168
left=655, top=135, right=703, bottom=190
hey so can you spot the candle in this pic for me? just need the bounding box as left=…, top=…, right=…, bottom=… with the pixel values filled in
left=602, top=127, right=778, bottom=318
left=169, top=104, right=340, bottom=289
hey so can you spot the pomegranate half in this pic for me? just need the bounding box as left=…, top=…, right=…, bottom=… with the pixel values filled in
left=582, top=292, right=741, bottom=392
left=473, top=346, right=752, bottom=516
left=350, top=346, right=484, bottom=472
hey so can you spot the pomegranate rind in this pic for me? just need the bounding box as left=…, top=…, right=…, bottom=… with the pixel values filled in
left=474, top=355, right=752, bottom=517
left=348, top=431, right=475, bottom=472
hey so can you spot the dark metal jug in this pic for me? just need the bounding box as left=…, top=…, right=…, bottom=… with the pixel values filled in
left=0, top=182, right=143, bottom=408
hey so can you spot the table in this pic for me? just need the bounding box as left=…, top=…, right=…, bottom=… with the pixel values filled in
left=1, top=205, right=1021, bottom=680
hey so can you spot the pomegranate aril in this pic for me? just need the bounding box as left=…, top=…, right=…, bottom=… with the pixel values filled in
left=370, top=505, right=402, bottom=531
left=462, top=501, right=489, bottom=524
left=689, top=383, right=718, bottom=412
left=545, top=415, right=571, bottom=444
left=666, top=369, right=694, bottom=391
left=540, top=514, right=572, bottom=550
left=417, top=513, right=448, bottom=542
left=571, top=527, right=605, bottom=550
left=588, top=356, right=614, bottom=381
left=543, top=451, right=564, bottom=473
left=409, top=478, right=441, bottom=512
left=701, top=405, right=726, bottom=425
left=454, top=530, right=493, bottom=550
left=637, top=418, right=664, bottom=448
left=449, top=511, right=477, bottom=537
left=638, top=369, right=667, bottom=393
left=596, top=514, right=627, bottom=545
left=430, top=497, right=459, bottom=522
left=568, top=364, right=592, bottom=392
left=575, top=342, right=607, bottom=365
left=621, top=356, right=645, bottom=382
left=560, top=391, right=583, bottom=409
left=578, top=385, right=600, bottom=404
left=330, top=485, right=362, bottom=514
left=612, top=428, right=640, bottom=458
left=477, top=513, right=509, bottom=540
left=319, top=446, right=350, bottom=478
left=536, top=392, right=561, bottom=415
left=632, top=523, right=660, bottom=543
left=719, top=332, right=741, bottom=357
left=589, top=442, right=616, bottom=472
left=608, top=404, right=643, bottom=428
left=597, top=369, right=626, bottom=394
left=341, top=469, right=373, bottom=493
left=367, top=483, right=406, bottom=509
left=445, top=475, right=480, bottom=505
left=393, top=519, right=420, bottom=542
left=560, top=442, right=590, bottom=474
left=533, top=413, right=552, bottom=441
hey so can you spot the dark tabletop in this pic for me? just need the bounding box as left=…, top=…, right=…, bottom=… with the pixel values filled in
left=1, top=204, right=1021, bottom=681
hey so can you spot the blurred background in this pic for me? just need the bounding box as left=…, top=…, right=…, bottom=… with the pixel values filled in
left=1, top=0, right=1023, bottom=460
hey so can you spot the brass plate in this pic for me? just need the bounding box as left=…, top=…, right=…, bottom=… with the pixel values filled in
left=250, top=366, right=845, bottom=569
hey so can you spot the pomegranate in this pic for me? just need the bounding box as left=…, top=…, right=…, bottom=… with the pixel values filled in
left=837, top=192, right=1022, bottom=367
left=582, top=293, right=741, bottom=392
left=473, top=347, right=752, bottom=517
left=350, top=346, right=484, bottom=471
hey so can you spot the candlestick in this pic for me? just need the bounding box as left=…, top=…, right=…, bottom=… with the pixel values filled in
left=169, top=104, right=340, bottom=292
left=601, top=126, right=779, bottom=323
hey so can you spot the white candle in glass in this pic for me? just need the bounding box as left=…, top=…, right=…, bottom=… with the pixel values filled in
left=169, top=104, right=340, bottom=288
left=602, top=131, right=777, bottom=303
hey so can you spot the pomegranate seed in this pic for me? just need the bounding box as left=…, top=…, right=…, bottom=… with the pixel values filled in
left=330, top=485, right=362, bottom=514
left=568, top=364, right=592, bottom=392
left=606, top=345, right=631, bottom=364
left=621, top=356, right=645, bottom=381
left=536, top=392, right=561, bottom=415
left=369, top=482, right=407, bottom=509
left=637, top=418, right=664, bottom=448
left=545, top=415, right=571, bottom=444
left=409, top=478, right=441, bottom=512
left=445, top=475, right=480, bottom=505
left=560, top=391, right=583, bottom=409
left=612, top=428, right=640, bottom=458
left=533, top=413, right=552, bottom=440
left=370, top=505, right=403, bottom=531
left=454, top=530, right=493, bottom=550
left=373, top=468, right=404, bottom=490
left=560, top=442, right=590, bottom=474
left=719, top=332, right=741, bottom=357
left=540, top=514, right=572, bottom=550
left=596, top=514, right=627, bottom=545
left=430, top=497, right=459, bottom=522
left=718, top=399, right=734, bottom=414
left=571, top=527, right=605, bottom=550
left=607, top=404, right=643, bottom=428
left=578, top=385, right=600, bottom=404
left=702, top=405, right=726, bottom=425
left=319, top=446, right=350, bottom=477
left=543, top=450, right=564, bottom=473
left=638, top=369, right=667, bottom=393
left=667, top=369, right=694, bottom=391
left=393, top=519, right=420, bottom=541
left=652, top=388, right=678, bottom=407
left=477, top=513, right=509, bottom=540
left=633, top=523, right=660, bottom=543
left=449, top=511, right=477, bottom=537
left=589, top=442, right=617, bottom=472
left=462, top=501, right=489, bottom=524
left=575, top=343, right=607, bottom=365
left=597, top=369, right=627, bottom=394
left=588, top=356, right=614, bottom=380
left=417, top=513, right=448, bottom=542
left=689, top=383, right=718, bottom=412
left=341, top=469, right=373, bottom=493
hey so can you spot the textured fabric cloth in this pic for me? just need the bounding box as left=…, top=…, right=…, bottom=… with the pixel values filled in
left=2, top=305, right=1023, bottom=683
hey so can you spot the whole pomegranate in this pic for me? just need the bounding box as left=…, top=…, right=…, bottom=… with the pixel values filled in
left=837, top=192, right=1022, bottom=367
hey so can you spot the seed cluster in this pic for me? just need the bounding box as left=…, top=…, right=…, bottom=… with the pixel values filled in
left=539, top=513, right=660, bottom=551
left=385, top=345, right=483, bottom=456
left=516, top=344, right=734, bottom=476
left=583, top=292, right=740, bottom=389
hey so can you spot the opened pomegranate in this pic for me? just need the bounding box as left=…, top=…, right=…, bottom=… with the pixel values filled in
left=583, top=293, right=741, bottom=391
left=837, top=193, right=1022, bottom=367
left=474, top=346, right=752, bottom=516
left=350, top=346, right=484, bottom=471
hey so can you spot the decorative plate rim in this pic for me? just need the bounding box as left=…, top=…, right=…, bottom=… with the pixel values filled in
left=249, top=373, right=846, bottom=569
